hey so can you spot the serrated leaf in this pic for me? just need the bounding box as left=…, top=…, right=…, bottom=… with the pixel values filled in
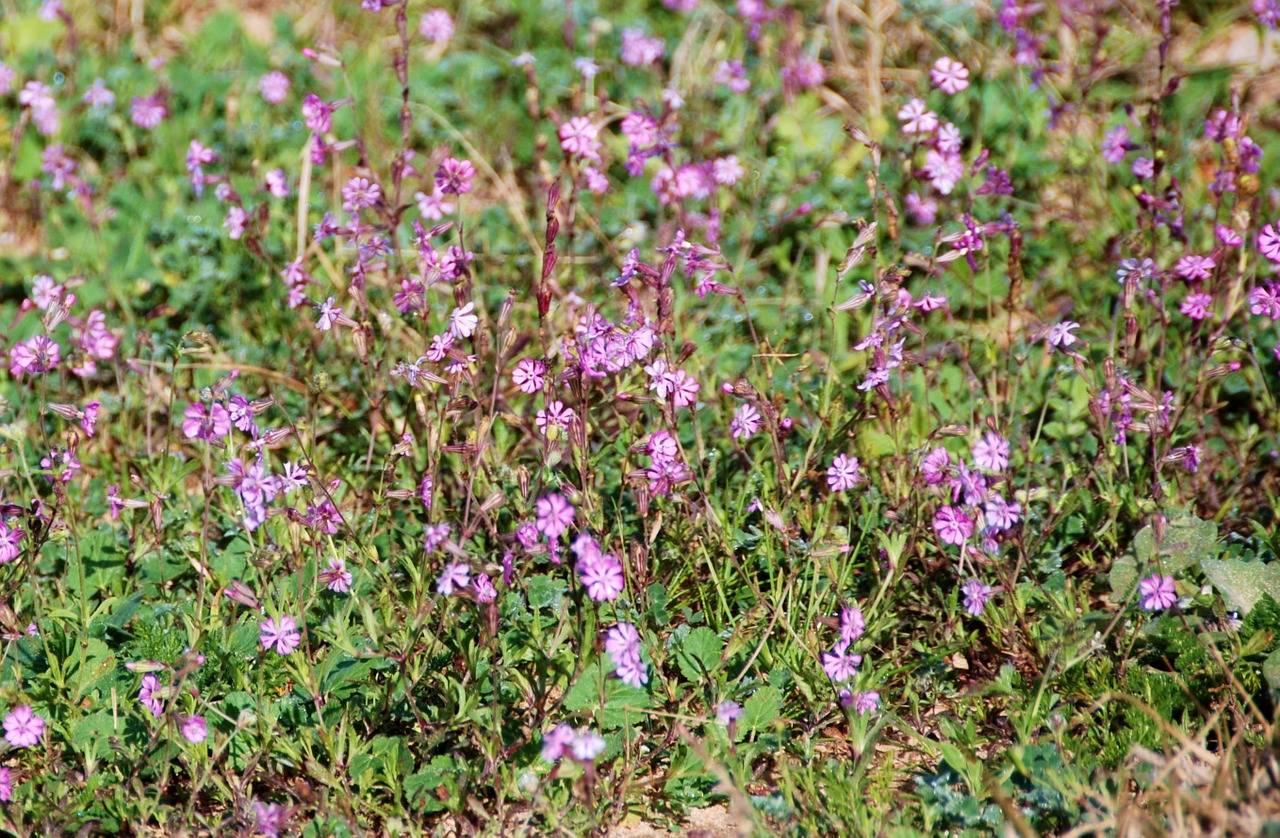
left=1201, top=558, right=1280, bottom=615
left=563, top=660, right=651, bottom=730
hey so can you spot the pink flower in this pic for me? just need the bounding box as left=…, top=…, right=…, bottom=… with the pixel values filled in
left=558, top=117, right=600, bottom=158
left=850, top=691, right=880, bottom=715
left=605, top=622, right=647, bottom=687
left=436, top=562, right=470, bottom=595
left=730, top=403, right=761, bottom=440
left=716, top=700, right=743, bottom=726
left=0, top=523, right=22, bottom=563
left=302, top=94, right=333, bottom=133
left=473, top=573, right=496, bottom=603
left=511, top=358, right=546, bottom=393
left=897, top=98, right=937, bottom=135
left=414, top=185, right=455, bottom=220
left=259, top=71, right=290, bottom=104
left=933, top=506, right=974, bottom=546
left=1180, top=292, right=1214, bottom=320
left=1100, top=125, right=1131, bottom=165
left=130, top=94, right=167, bottom=129
left=620, top=28, right=665, bottom=66
left=449, top=302, right=479, bottom=338
left=921, top=447, right=950, bottom=484
left=9, top=335, right=60, bottom=376
left=579, top=551, right=625, bottom=601
left=1138, top=573, right=1177, bottom=611
left=961, top=578, right=994, bottom=615
left=259, top=615, right=301, bottom=655
left=924, top=150, right=963, bottom=194
left=316, top=297, right=344, bottom=331
left=712, top=155, right=744, bottom=186
left=671, top=369, right=700, bottom=408
left=83, top=78, right=115, bottom=109
left=182, top=403, right=232, bottom=441
left=3, top=705, right=44, bottom=748
left=1046, top=321, right=1080, bottom=351
left=821, top=647, right=862, bottom=683
left=139, top=674, right=163, bottom=718
left=930, top=57, right=970, bottom=94
left=536, top=493, right=574, bottom=539
left=341, top=176, right=381, bottom=213
left=181, top=715, right=208, bottom=743
left=1258, top=223, right=1280, bottom=263
left=536, top=400, right=575, bottom=434
left=435, top=157, right=475, bottom=195
left=971, top=431, right=1010, bottom=472
left=905, top=192, right=937, bottom=225
left=0, top=766, right=11, bottom=801
left=419, top=8, right=455, bottom=43
left=1217, top=225, right=1243, bottom=247
left=320, top=557, right=353, bottom=593
left=1174, top=254, right=1215, bottom=281
left=827, top=453, right=862, bottom=492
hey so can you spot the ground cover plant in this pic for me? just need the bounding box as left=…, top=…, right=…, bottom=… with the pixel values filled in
left=2, top=0, right=1280, bottom=834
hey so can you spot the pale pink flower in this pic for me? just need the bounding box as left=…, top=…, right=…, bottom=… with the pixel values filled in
left=930, top=57, right=970, bottom=94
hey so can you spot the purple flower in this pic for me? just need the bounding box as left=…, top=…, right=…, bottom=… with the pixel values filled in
left=827, top=453, right=863, bottom=492
left=821, top=647, right=862, bottom=683
left=1174, top=254, right=1215, bottom=281
left=730, top=403, right=761, bottom=441
left=971, top=431, right=1010, bottom=472
left=435, top=157, right=475, bottom=195
left=1102, top=125, right=1129, bottom=164
left=0, top=766, right=11, bottom=801
left=839, top=605, right=865, bottom=645
left=320, top=557, right=352, bottom=593
left=1046, top=321, right=1080, bottom=351
left=961, top=579, right=994, bottom=616
left=302, top=94, right=333, bottom=133
left=259, top=615, right=301, bottom=655
left=182, top=403, right=232, bottom=441
left=259, top=71, right=290, bottom=104
left=934, top=506, right=974, bottom=546
left=1258, top=223, right=1280, bottom=263
left=1139, top=574, right=1177, bottom=611
left=182, top=715, right=208, bottom=743
left=605, top=622, right=648, bottom=688
left=139, top=674, right=163, bottom=718
left=578, top=550, right=625, bottom=602
left=535, top=493, right=574, bottom=539
left=0, top=523, right=22, bottom=563
left=4, top=705, right=44, bottom=748
left=921, top=447, right=950, bottom=484
left=130, top=94, right=166, bottom=129
left=541, top=723, right=576, bottom=762
left=436, top=562, right=470, bottom=595
left=511, top=358, right=546, bottom=394
left=9, top=335, right=61, bottom=376
left=850, top=690, right=880, bottom=715
left=716, top=700, right=743, bottom=726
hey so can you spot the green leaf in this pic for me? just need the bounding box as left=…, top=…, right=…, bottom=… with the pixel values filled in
left=563, top=660, right=651, bottom=730
left=1200, top=558, right=1280, bottom=615
left=1263, top=647, right=1280, bottom=693
left=738, top=685, right=782, bottom=740
left=526, top=575, right=567, bottom=611
left=674, top=627, right=723, bottom=682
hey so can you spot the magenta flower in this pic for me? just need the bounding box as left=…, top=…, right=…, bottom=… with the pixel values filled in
left=930, top=56, right=970, bottom=94
left=3, top=705, right=44, bottom=748
left=670, top=369, right=701, bottom=408
left=182, top=403, right=231, bottom=441
left=1180, top=293, right=1214, bottom=321
left=320, top=557, right=353, bottom=594
left=1217, top=225, right=1243, bottom=247
left=921, top=447, right=950, bottom=484
left=301, top=94, right=333, bottom=133
left=435, top=157, right=475, bottom=195
left=536, top=400, right=575, bottom=434
left=511, top=358, right=546, bottom=393
left=535, top=493, right=574, bottom=539
left=0, top=523, right=22, bottom=563
left=821, top=647, right=862, bottom=683
left=620, top=28, right=665, bottom=66
left=473, top=573, right=496, bottom=603
left=541, top=723, right=577, bottom=762
left=130, top=94, right=166, bottom=129
left=181, top=715, right=208, bottom=743
left=934, top=506, right=974, bottom=546
left=839, top=605, right=865, bottom=645
left=341, top=176, right=381, bottom=213
left=259, top=615, right=302, bottom=655
left=605, top=622, right=648, bottom=688
left=827, top=453, right=863, bottom=492
left=961, top=579, right=994, bottom=616
left=436, top=562, right=471, bottom=595
left=1258, top=223, right=1280, bottom=263
left=850, top=690, right=880, bottom=715
left=0, top=766, right=10, bottom=801
left=1139, top=574, right=1177, bottom=611
left=730, top=403, right=761, bottom=441
left=972, top=431, right=1010, bottom=473
left=578, top=551, right=624, bottom=601
left=558, top=117, right=600, bottom=158
left=139, top=674, right=163, bottom=718
left=448, top=302, right=479, bottom=338
left=1102, top=125, right=1129, bottom=163
left=9, top=335, right=61, bottom=376
left=1174, top=254, right=1215, bottom=281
